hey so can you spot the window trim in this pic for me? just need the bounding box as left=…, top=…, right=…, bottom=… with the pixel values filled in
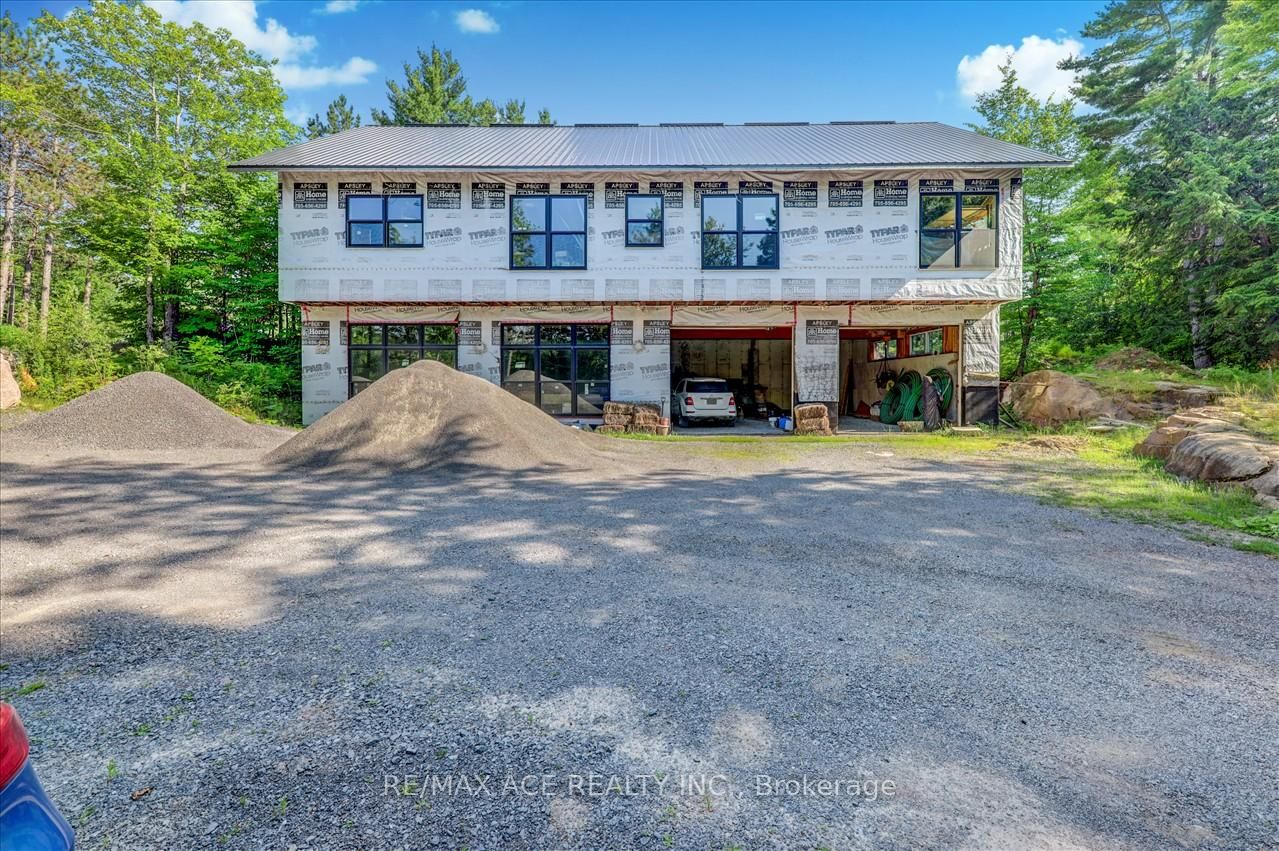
left=509, top=194, right=589, bottom=270
left=499, top=322, right=610, bottom=416
left=700, top=193, right=780, bottom=270
left=918, top=191, right=998, bottom=271
left=346, top=322, right=457, bottom=396
left=624, top=193, right=664, bottom=248
left=345, top=194, right=424, bottom=249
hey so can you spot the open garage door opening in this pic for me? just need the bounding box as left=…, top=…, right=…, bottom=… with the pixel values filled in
left=839, top=325, right=960, bottom=427
left=671, top=327, right=792, bottom=429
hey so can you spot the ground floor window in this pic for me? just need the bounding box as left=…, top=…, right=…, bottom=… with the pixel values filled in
left=501, top=323, right=609, bottom=416
left=348, top=323, right=457, bottom=396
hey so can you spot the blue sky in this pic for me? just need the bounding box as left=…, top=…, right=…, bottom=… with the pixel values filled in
left=9, top=1, right=1106, bottom=128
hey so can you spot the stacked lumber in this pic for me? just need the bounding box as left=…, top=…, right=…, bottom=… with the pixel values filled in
left=597, top=401, right=670, bottom=436
left=793, top=403, right=833, bottom=436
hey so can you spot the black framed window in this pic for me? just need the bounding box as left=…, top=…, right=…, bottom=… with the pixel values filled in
left=347, top=323, right=457, bottom=396
left=701, top=194, right=779, bottom=269
left=625, top=194, right=664, bottom=247
left=500, top=323, right=609, bottom=416
left=346, top=195, right=424, bottom=248
left=511, top=195, right=587, bottom=269
left=919, top=192, right=998, bottom=269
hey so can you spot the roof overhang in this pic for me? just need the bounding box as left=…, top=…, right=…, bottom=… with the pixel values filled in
left=231, top=161, right=1071, bottom=173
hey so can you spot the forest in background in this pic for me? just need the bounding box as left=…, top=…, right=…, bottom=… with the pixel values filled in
left=0, top=0, right=1274, bottom=426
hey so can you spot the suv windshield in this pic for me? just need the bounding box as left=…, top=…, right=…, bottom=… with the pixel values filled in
left=687, top=380, right=729, bottom=393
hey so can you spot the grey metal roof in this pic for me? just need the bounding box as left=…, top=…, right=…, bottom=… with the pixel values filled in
left=229, top=122, right=1071, bottom=172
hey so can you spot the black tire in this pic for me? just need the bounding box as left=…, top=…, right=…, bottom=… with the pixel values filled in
left=678, top=414, right=689, bottom=428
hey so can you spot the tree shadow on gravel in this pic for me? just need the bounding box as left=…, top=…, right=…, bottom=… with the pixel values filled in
left=1, top=442, right=1275, bottom=850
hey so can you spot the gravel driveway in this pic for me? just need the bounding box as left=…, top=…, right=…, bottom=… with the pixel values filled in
left=2, top=442, right=1276, bottom=849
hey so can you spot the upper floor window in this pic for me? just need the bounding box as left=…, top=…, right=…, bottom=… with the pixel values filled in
left=919, top=192, right=997, bottom=269
left=511, top=195, right=587, bottom=269
left=346, top=195, right=424, bottom=248
left=625, top=194, right=664, bottom=247
left=701, top=194, right=779, bottom=269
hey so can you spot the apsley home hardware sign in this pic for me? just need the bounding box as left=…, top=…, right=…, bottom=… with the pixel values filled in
left=384, top=181, right=417, bottom=195
left=604, top=182, right=640, bottom=208
left=873, top=180, right=908, bottom=207
left=560, top=182, right=596, bottom=208
left=293, top=182, right=328, bottom=209
left=337, top=182, right=371, bottom=208
left=471, top=182, right=506, bottom=209
left=828, top=180, right=863, bottom=207
left=426, top=182, right=462, bottom=209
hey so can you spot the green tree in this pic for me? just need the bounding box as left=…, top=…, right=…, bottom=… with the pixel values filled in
left=1064, top=0, right=1278, bottom=367
left=304, top=94, right=361, bottom=139
left=969, top=62, right=1082, bottom=376
left=372, top=44, right=551, bottom=126
left=41, top=0, right=292, bottom=343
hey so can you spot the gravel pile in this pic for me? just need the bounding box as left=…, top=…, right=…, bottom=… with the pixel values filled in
left=267, top=358, right=603, bottom=473
left=3, top=372, right=280, bottom=451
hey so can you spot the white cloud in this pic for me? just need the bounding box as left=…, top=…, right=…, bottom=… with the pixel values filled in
left=145, top=0, right=315, bottom=62
left=286, top=105, right=313, bottom=126
left=145, top=1, right=376, bottom=93
left=318, top=0, right=360, bottom=13
left=956, top=35, right=1083, bottom=102
left=275, top=56, right=377, bottom=89
left=455, top=8, right=499, bottom=34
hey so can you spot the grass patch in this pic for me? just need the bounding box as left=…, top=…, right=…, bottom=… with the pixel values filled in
left=1233, top=539, right=1279, bottom=557
left=0, top=678, right=48, bottom=699
left=1003, top=428, right=1277, bottom=548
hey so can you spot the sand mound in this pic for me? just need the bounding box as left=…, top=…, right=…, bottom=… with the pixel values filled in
left=1095, top=347, right=1180, bottom=372
left=4, top=372, right=282, bottom=451
left=266, top=359, right=600, bottom=473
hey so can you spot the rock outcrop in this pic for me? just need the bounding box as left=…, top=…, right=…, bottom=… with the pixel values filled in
left=0, top=355, right=19, bottom=410
left=1002, top=370, right=1116, bottom=427
left=1135, top=407, right=1279, bottom=508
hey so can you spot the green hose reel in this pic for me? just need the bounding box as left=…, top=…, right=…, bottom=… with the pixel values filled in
left=879, top=367, right=954, bottom=424
left=880, top=370, right=922, bottom=423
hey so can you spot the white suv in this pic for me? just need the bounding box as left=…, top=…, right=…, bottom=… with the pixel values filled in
left=674, top=377, right=737, bottom=427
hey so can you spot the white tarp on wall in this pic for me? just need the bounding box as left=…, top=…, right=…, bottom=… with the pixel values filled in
left=793, top=305, right=845, bottom=402
left=278, top=169, right=1023, bottom=304
left=298, top=305, right=349, bottom=423
left=963, top=307, right=1002, bottom=384
left=609, top=306, right=671, bottom=416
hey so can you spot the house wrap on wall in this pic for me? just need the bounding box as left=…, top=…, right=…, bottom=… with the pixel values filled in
left=229, top=122, right=1070, bottom=426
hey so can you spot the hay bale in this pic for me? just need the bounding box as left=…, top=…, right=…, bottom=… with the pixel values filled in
left=632, top=412, right=660, bottom=426
left=594, top=425, right=628, bottom=435
left=632, top=403, right=661, bottom=418
left=602, top=413, right=632, bottom=426
left=602, top=401, right=635, bottom=416
left=794, top=403, right=829, bottom=422
left=628, top=424, right=659, bottom=435
left=795, top=418, right=832, bottom=436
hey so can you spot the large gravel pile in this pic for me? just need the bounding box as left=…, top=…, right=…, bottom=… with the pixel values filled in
left=3, top=372, right=280, bottom=451
left=267, top=359, right=600, bottom=473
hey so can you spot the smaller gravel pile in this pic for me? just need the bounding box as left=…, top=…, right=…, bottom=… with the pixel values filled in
left=267, top=359, right=601, bottom=473
left=793, top=403, right=833, bottom=435
left=596, top=401, right=667, bottom=436
left=4, top=372, right=279, bottom=451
